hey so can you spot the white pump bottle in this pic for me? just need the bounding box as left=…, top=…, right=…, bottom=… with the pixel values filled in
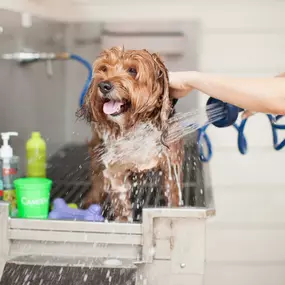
left=0, top=132, right=18, bottom=166
left=0, top=132, right=19, bottom=189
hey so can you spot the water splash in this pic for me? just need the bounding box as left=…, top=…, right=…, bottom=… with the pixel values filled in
left=166, top=103, right=224, bottom=144
left=93, top=103, right=225, bottom=165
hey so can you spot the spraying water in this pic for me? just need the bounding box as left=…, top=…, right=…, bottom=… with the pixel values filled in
left=166, top=103, right=224, bottom=144
left=93, top=103, right=225, bottom=165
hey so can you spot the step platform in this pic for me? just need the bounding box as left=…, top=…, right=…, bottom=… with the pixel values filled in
left=0, top=256, right=136, bottom=285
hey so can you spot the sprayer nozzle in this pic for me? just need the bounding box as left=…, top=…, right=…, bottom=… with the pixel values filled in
left=206, top=97, right=243, bottom=128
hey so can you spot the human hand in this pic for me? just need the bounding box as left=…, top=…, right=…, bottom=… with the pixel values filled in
left=241, top=110, right=256, bottom=119
left=169, top=71, right=196, bottom=99
left=241, top=72, right=285, bottom=119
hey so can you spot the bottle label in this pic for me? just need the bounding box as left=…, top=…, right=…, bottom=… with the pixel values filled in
left=3, top=168, right=17, bottom=176
left=2, top=168, right=18, bottom=189
left=3, top=189, right=17, bottom=210
left=0, top=179, right=3, bottom=200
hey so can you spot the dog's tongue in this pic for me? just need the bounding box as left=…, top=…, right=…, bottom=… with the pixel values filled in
left=103, top=100, right=124, bottom=115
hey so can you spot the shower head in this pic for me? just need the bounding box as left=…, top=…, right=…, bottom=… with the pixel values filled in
left=206, top=97, right=244, bottom=128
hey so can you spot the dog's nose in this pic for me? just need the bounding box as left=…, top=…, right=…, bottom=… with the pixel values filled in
left=98, top=81, right=113, bottom=94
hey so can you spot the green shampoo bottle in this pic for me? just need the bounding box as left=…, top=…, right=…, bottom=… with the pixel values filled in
left=26, top=132, right=47, bottom=178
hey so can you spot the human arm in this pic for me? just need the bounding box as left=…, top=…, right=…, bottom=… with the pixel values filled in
left=169, top=71, right=285, bottom=115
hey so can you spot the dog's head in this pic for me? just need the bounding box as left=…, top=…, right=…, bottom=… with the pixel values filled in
left=79, top=47, right=175, bottom=135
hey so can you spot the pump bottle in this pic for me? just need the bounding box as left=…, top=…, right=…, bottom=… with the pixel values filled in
left=0, top=132, right=19, bottom=189
left=0, top=132, right=19, bottom=215
left=26, top=132, right=47, bottom=178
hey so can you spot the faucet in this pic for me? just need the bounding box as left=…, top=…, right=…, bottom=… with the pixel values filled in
left=0, top=51, right=69, bottom=64
left=1, top=51, right=93, bottom=106
left=1, top=52, right=55, bottom=64
left=1, top=51, right=70, bottom=76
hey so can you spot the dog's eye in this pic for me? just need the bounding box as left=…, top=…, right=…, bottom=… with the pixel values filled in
left=100, top=66, right=107, bottom=72
left=128, top=67, right=137, bottom=76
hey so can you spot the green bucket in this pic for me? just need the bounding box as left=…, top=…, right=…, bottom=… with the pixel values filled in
left=14, top=177, right=52, bottom=219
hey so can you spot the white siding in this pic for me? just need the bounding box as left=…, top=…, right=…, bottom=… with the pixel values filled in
left=196, top=2, right=285, bottom=284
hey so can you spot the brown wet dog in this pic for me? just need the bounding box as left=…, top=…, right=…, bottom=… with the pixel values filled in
left=79, top=47, right=184, bottom=222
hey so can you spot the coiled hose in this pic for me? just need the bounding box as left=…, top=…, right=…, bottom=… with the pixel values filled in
left=199, top=98, right=285, bottom=162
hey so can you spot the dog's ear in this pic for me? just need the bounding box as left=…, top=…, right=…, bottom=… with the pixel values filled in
left=76, top=78, right=98, bottom=124
left=151, top=53, right=171, bottom=128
